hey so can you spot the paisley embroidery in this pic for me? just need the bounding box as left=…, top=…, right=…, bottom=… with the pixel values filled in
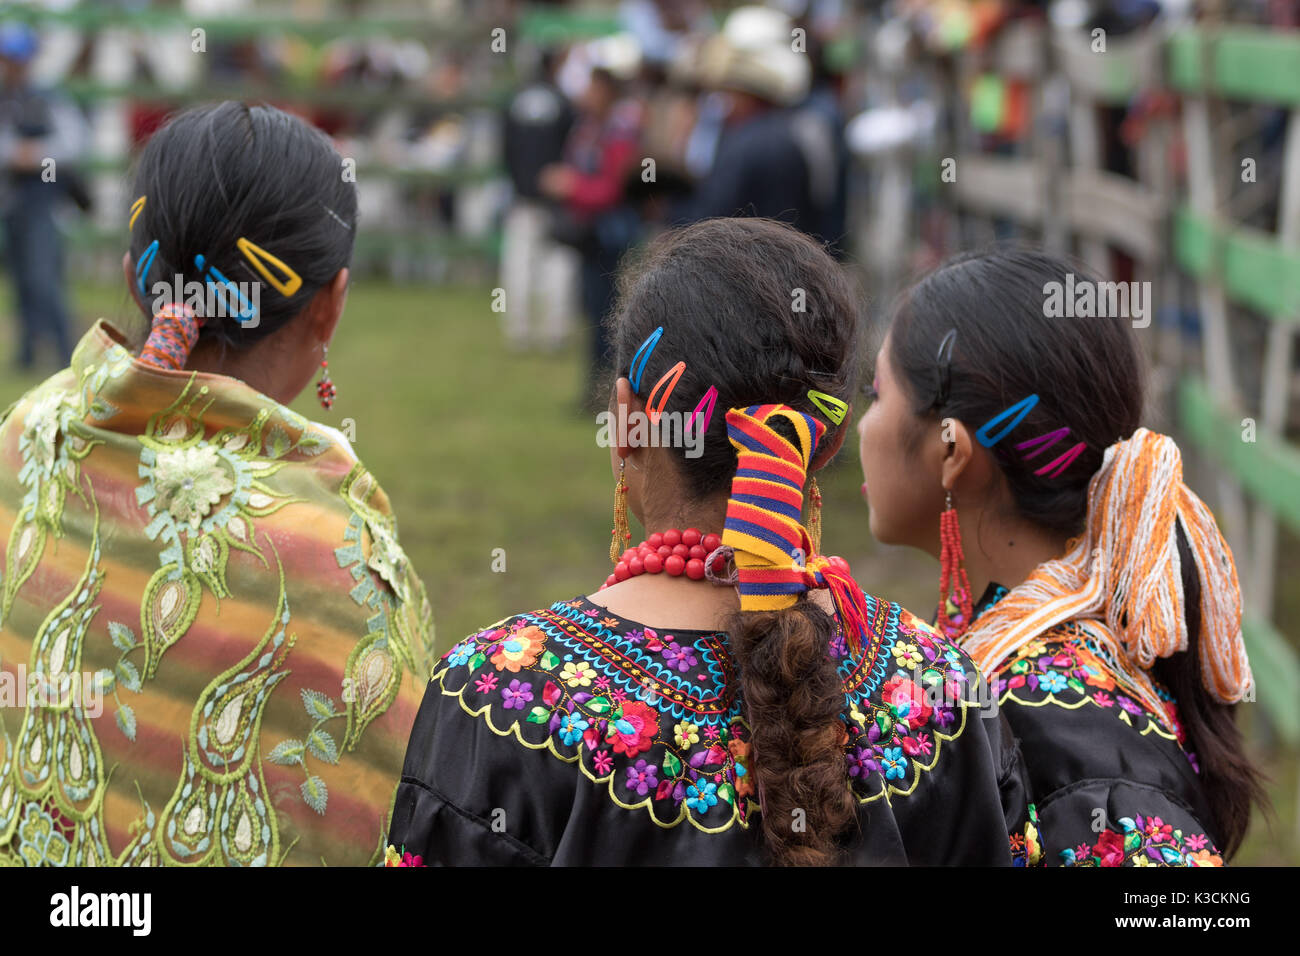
left=433, top=594, right=987, bottom=833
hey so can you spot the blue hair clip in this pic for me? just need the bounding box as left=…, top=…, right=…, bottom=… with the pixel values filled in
left=629, top=326, right=664, bottom=394
left=135, top=239, right=159, bottom=296
left=976, top=394, right=1039, bottom=447
left=195, top=253, right=258, bottom=327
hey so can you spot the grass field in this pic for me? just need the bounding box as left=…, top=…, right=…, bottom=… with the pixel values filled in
left=1, top=277, right=1296, bottom=864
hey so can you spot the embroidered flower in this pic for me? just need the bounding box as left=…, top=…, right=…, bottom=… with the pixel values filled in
left=1093, top=690, right=1114, bottom=708
left=625, top=759, right=658, bottom=796
left=153, top=444, right=235, bottom=529
left=880, top=746, right=908, bottom=780
left=445, top=641, right=474, bottom=667
left=703, top=724, right=721, bottom=740
left=902, top=731, right=932, bottom=757
left=1184, top=833, right=1208, bottom=852
left=674, top=721, right=700, bottom=749
left=22, top=390, right=65, bottom=475
left=491, top=625, right=546, bottom=672
left=594, top=676, right=611, bottom=692
left=625, top=629, right=644, bottom=645
left=560, top=660, right=596, bottom=687
left=881, top=676, right=933, bottom=728
left=1093, top=829, right=1127, bottom=867
left=892, top=641, right=923, bottom=669
left=599, top=617, right=621, bottom=630
left=1039, top=670, right=1068, bottom=694
left=1189, top=849, right=1223, bottom=867
left=592, top=749, right=614, bottom=775
left=685, top=779, right=718, bottom=812
left=501, top=679, right=534, bottom=710
left=662, top=642, right=699, bottom=673
left=1117, top=695, right=1143, bottom=715
left=474, top=673, right=499, bottom=694
left=607, top=701, right=659, bottom=757
left=559, top=713, right=589, bottom=746
left=846, top=746, right=877, bottom=779
left=17, top=802, right=71, bottom=867
left=1142, top=816, right=1174, bottom=841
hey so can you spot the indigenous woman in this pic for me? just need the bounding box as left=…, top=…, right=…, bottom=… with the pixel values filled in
left=0, top=103, right=434, bottom=866
left=857, top=246, right=1266, bottom=867
left=389, top=218, right=1028, bottom=866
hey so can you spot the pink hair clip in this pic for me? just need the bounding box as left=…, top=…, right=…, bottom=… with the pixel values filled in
left=1015, top=426, right=1086, bottom=478
left=685, top=385, right=718, bottom=438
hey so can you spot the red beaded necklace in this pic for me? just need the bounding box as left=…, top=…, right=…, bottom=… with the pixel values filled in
left=601, top=527, right=727, bottom=589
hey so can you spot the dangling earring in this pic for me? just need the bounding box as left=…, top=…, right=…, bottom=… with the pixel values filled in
left=807, top=476, right=823, bottom=556
left=316, top=345, right=336, bottom=410
left=610, top=457, right=631, bottom=564
left=937, top=490, right=973, bottom=640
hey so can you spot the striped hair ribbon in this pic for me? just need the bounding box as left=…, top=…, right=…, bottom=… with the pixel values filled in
left=722, top=404, right=871, bottom=655
left=960, top=428, right=1252, bottom=713
left=138, top=302, right=203, bottom=371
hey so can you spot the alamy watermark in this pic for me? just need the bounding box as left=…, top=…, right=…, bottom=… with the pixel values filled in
left=596, top=406, right=706, bottom=459
left=0, top=666, right=104, bottom=718
left=150, top=276, right=261, bottom=329
left=1043, top=273, right=1151, bottom=328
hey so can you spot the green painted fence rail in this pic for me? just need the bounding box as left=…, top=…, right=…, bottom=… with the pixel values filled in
left=1168, top=27, right=1300, bottom=105
left=1179, top=378, right=1300, bottom=746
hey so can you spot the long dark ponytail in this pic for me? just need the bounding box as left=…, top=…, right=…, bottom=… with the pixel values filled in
left=888, top=244, right=1267, bottom=857
left=611, top=218, right=863, bottom=864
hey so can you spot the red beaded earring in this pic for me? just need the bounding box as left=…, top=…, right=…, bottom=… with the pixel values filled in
left=937, top=490, right=973, bottom=640
left=316, top=345, right=337, bottom=410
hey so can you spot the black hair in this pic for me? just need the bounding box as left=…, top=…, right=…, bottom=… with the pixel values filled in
left=127, top=101, right=357, bottom=353
left=610, top=217, right=863, bottom=865
left=888, top=245, right=1144, bottom=537
left=887, top=243, right=1267, bottom=858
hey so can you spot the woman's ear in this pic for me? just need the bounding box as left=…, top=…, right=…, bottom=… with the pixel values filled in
left=613, top=376, right=642, bottom=460
left=940, top=417, right=980, bottom=492
left=810, top=413, right=851, bottom=472
left=309, top=267, right=349, bottom=345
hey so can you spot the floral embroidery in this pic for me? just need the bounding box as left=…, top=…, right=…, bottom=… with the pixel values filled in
left=1060, top=814, right=1223, bottom=867
left=990, top=623, right=1186, bottom=745
left=430, top=594, right=985, bottom=833
left=385, top=844, right=425, bottom=867
left=1010, top=803, right=1043, bottom=867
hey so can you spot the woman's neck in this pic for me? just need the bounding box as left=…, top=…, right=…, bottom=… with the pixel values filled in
left=957, top=508, right=1070, bottom=604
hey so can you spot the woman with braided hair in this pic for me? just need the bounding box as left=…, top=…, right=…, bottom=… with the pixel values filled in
left=389, top=218, right=1030, bottom=865
left=857, top=245, right=1268, bottom=866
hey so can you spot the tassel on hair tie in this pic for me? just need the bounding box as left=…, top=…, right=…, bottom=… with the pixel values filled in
left=139, top=302, right=203, bottom=371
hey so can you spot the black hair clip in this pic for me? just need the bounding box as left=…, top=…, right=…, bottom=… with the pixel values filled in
left=934, top=328, right=957, bottom=410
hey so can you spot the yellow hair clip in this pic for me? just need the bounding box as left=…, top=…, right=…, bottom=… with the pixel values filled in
left=129, top=196, right=146, bottom=231
left=236, top=237, right=303, bottom=298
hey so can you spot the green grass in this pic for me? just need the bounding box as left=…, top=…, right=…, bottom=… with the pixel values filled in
left=1, top=278, right=1295, bottom=864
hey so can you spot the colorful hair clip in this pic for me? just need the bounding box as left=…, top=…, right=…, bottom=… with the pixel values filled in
left=135, top=239, right=159, bottom=295
left=1016, top=426, right=1071, bottom=460
left=195, top=253, right=257, bottom=326
left=129, top=196, right=146, bottom=231
left=976, top=394, right=1039, bottom=447
left=647, top=361, right=686, bottom=425
left=686, top=385, right=718, bottom=438
left=807, top=389, right=848, bottom=425
left=629, top=326, right=664, bottom=394
left=1034, top=442, right=1086, bottom=478
left=237, top=237, right=303, bottom=298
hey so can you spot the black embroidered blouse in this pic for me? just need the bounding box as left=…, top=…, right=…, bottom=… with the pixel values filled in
left=973, top=584, right=1225, bottom=867
left=389, top=593, right=1031, bottom=865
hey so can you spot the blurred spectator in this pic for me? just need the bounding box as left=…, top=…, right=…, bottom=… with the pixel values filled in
left=0, top=22, right=88, bottom=370
left=677, top=6, right=820, bottom=235
left=501, top=48, right=578, bottom=352
left=539, top=35, right=643, bottom=403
